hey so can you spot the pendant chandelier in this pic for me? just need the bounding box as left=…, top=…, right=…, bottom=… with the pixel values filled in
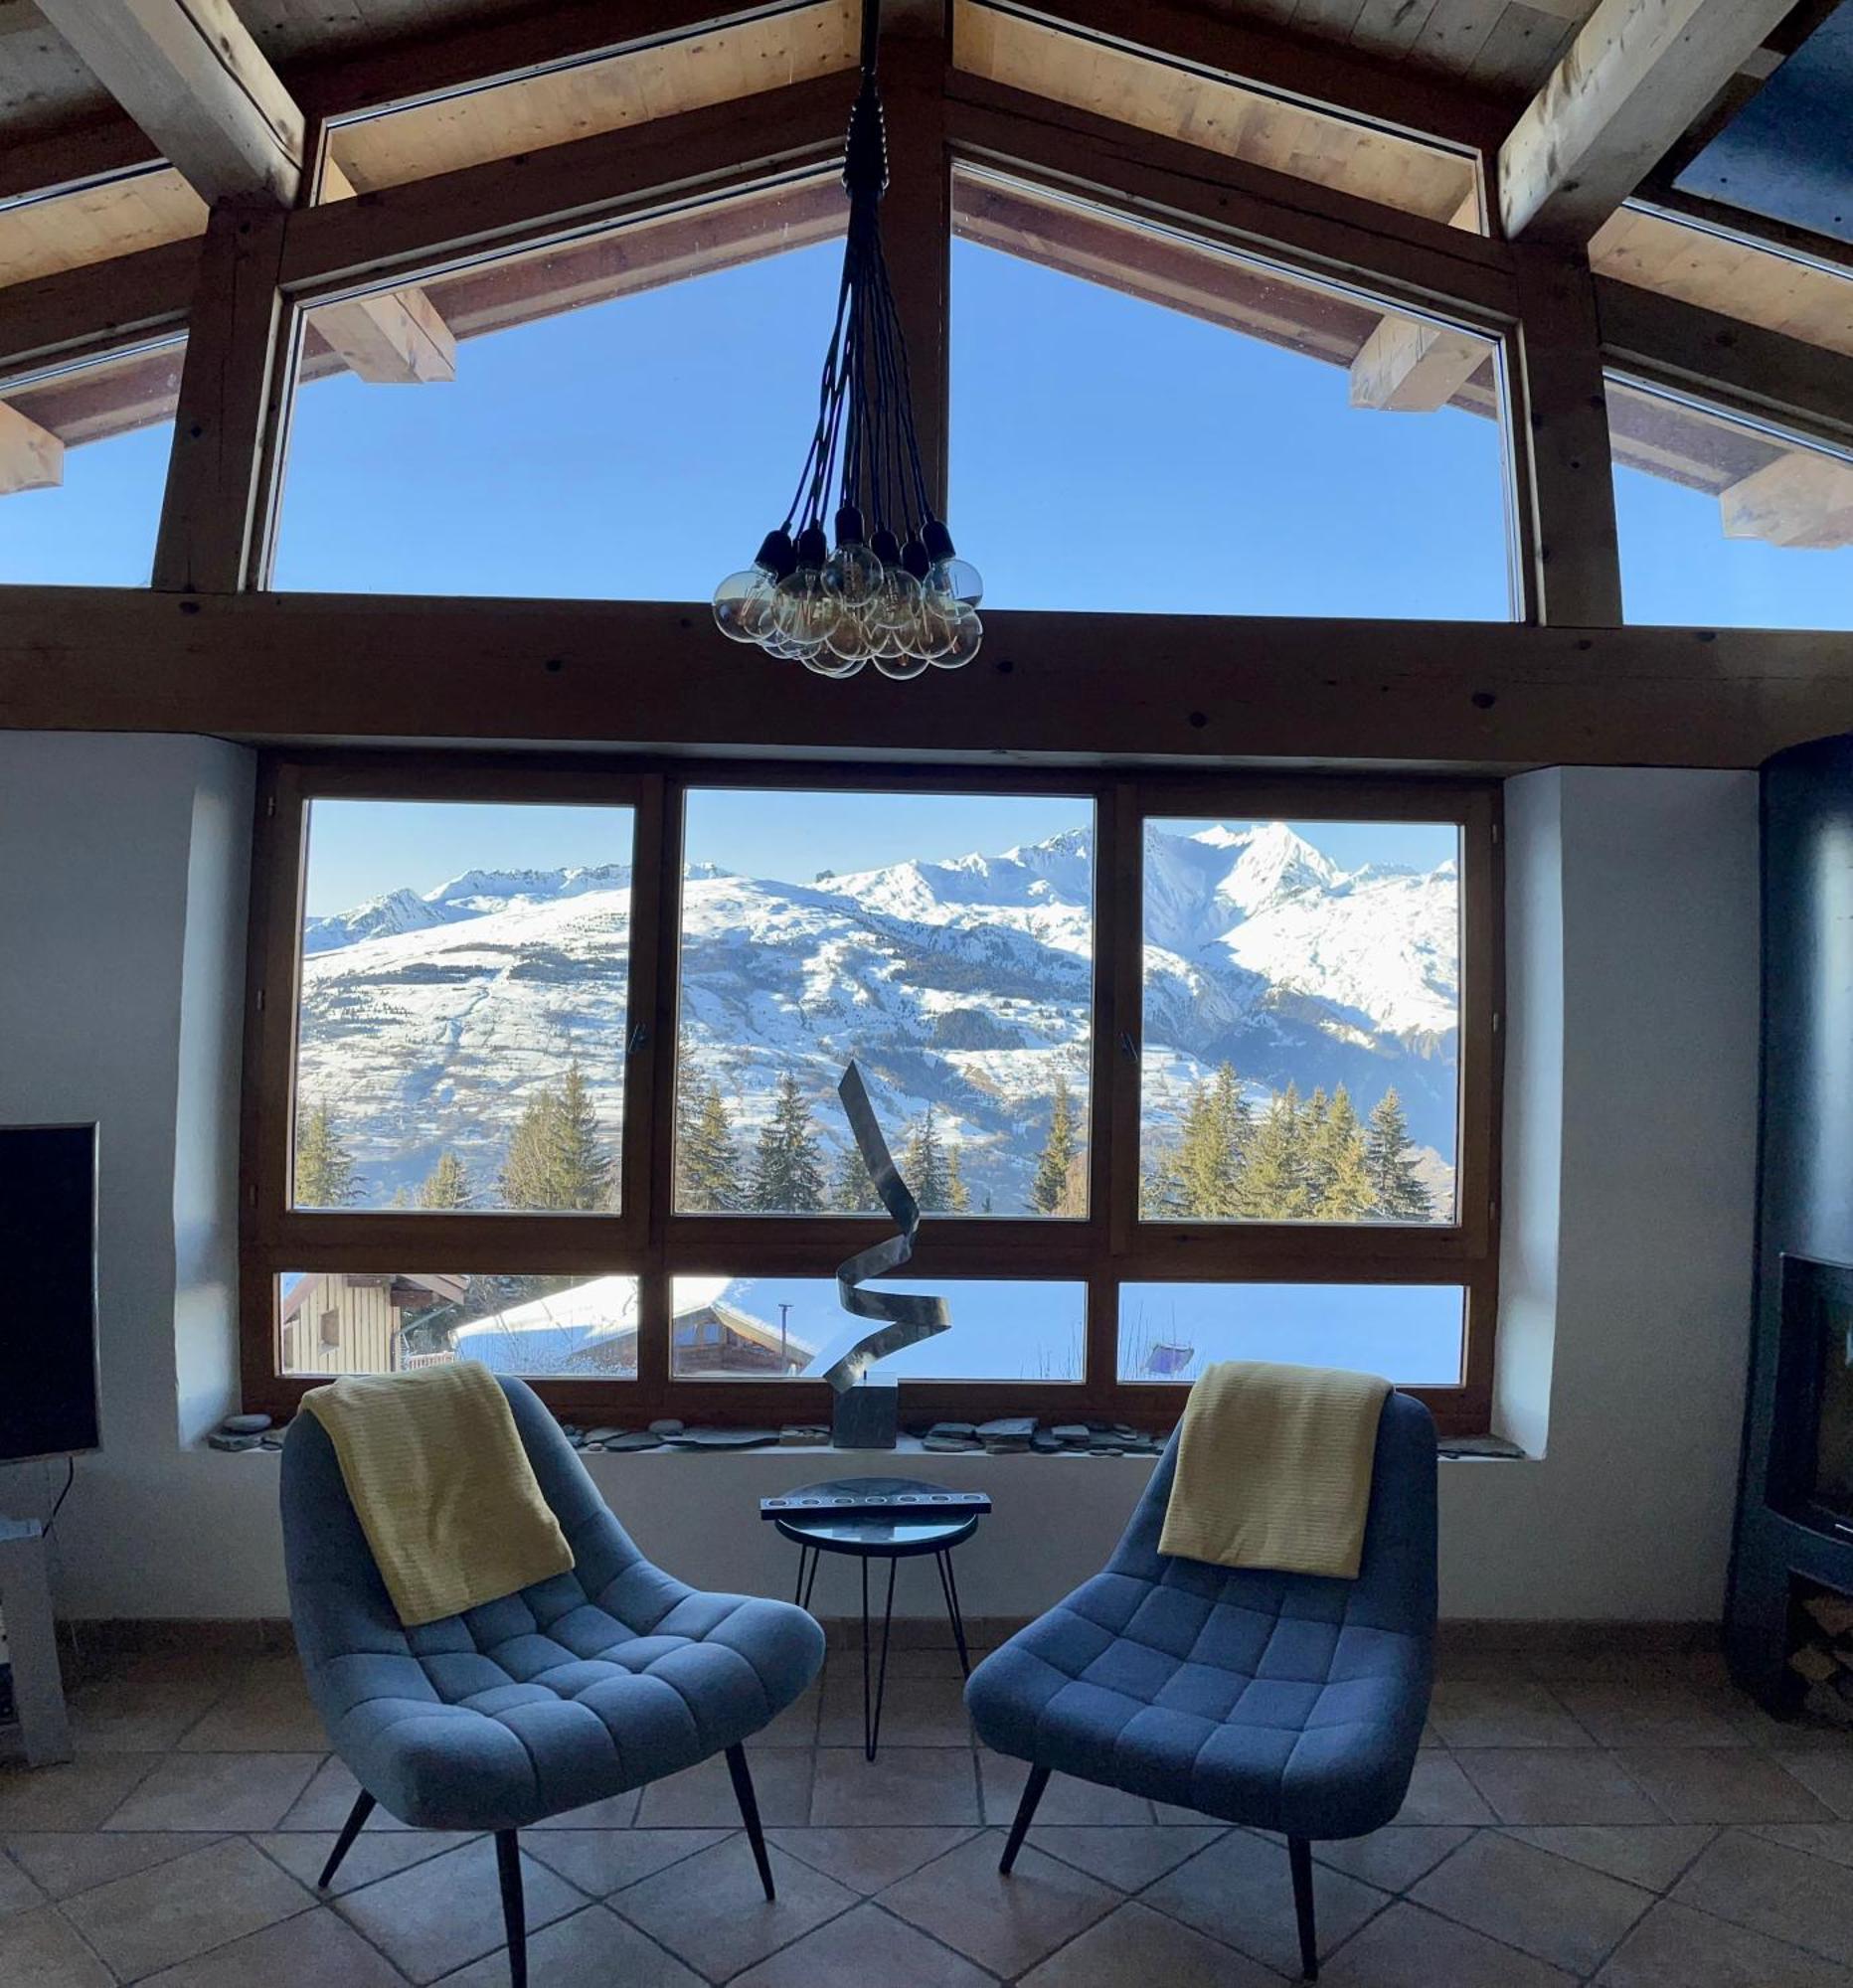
left=711, top=0, right=982, bottom=679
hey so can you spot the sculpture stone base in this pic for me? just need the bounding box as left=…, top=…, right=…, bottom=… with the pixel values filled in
left=832, top=1383, right=899, bottom=1450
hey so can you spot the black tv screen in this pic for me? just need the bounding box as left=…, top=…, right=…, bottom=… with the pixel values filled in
left=0, top=1125, right=100, bottom=1463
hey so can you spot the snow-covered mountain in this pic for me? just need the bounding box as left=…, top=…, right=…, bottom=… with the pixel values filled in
left=295, top=822, right=1458, bottom=1212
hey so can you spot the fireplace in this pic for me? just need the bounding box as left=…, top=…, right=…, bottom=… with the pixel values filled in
left=1770, top=1255, right=1853, bottom=1542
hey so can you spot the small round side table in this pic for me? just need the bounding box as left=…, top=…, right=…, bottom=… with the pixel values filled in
left=772, top=1475, right=983, bottom=1761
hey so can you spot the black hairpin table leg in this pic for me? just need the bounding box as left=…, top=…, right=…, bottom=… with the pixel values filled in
left=935, top=1549, right=971, bottom=1676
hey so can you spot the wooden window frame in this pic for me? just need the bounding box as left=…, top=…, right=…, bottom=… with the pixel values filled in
left=241, top=749, right=1501, bottom=1437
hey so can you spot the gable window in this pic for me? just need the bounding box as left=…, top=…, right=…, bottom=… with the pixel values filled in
left=243, top=757, right=1501, bottom=1433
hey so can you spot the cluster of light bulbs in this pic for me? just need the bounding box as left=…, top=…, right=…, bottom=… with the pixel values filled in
left=714, top=507, right=983, bottom=678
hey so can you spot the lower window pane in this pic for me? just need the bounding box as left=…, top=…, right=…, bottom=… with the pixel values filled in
left=1117, top=1281, right=1463, bottom=1386
left=279, top=1271, right=639, bottom=1379
left=671, top=1275, right=1087, bottom=1382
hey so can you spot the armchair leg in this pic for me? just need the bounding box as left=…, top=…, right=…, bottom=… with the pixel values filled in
left=998, top=1765, right=1051, bottom=1875
left=316, top=1789, right=377, bottom=1890
left=495, top=1830, right=527, bottom=1988
left=1288, top=1835, right=1318, bottom=1981
left=726, top=1742, right=776, bottom=1902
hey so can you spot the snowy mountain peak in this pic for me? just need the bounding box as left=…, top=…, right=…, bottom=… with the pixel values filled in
left=302, top=887, right=446, bottom=955
left=423, top=863, right=632, bottom=911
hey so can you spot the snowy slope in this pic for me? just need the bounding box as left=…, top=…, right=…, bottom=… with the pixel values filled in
left=295, top=823, right=1458, bottom=1211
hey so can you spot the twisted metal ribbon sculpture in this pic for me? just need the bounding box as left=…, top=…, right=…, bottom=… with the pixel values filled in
left=805, top=1061, right=951, bottom=1392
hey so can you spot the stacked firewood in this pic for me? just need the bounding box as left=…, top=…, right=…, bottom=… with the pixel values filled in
left=1789, top=1590, right=1853, bottom=1724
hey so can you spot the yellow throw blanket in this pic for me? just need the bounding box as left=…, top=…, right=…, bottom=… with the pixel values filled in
left=1157, top=1361, right=1391, bottom=1580
left=301, top=1365, right=575, bottom=1628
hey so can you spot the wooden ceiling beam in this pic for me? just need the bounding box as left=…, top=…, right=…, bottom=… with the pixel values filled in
left=1721, top=450, right=1853, bottom=550
left=34, top=0, right=306, bottom=208
left=0, top=401, right=63, bottom=493
left=2, top=588, right=1851, bottom=771
left=1349, top=188, right=1488, bottom=412
left=308, top=161, right=454, bottom=386
left=972, top=0, right=1517, bottom=154
left=1498, top=0, right=1795, bottom=245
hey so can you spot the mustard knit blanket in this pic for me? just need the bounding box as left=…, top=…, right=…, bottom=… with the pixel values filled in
left=1157, top=1360, right=1391, bottom=1580
left=301, top=1364, right=575, bottom=1628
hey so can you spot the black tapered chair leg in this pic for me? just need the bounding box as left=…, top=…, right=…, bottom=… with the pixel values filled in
left=727, top=1742, right=776, bottom=1901
left=495, top=1829, right=527, bottom=1988
left=316, top=1789, right=377, bottom=1890
left=998, top=1765, right=1051, bottom=1875
left=1288, top=1835, right=1318, bottom=1981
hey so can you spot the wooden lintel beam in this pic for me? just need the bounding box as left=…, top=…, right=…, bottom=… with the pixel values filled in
left=1721, top=451, right=1853, bottom=550
left=35, top=0, right=305, bottom=208
left=1499, top=0, right=1794, bottom=245
left=0, top=402, right=64, bottom=494
left=309, top=162, right=455, bottom=385
left=3, top=589, right=1852, bottom=772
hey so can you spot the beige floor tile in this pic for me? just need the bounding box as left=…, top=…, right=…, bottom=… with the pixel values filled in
left=176, top=1661, right=329, bottom=1752
left=633, top=1747, right=808, bottom=1829
left=1613, top=1747, right=1833, bottom=1824
left=0, top=1903, right=114, bottom=1987
left=103, top=1751, right=323, bottom=1832
left=0, top=1755, right=157, bottom=1832
left=1321, top=1900, right=1576, bottom=1986
left=0, top=1852, right=40, bottom=1923
left=68, top=1677, right=231, bottom=1754
left=1021, top=1898, right=1280, bottom=1987
left=1456, top=1749, right=1663, bottom=1825
left=977, top=1752, right=1152, bottom=1826
left=1781, top=1749, right=1853, bottom=1819
left=812, top=1746, right=980, bottom=1826
left=336, top=1835, right=582, bottom=1984
left=1555, top=1685, right=1750, bottom=1749
left=254, top=1828, right=479, bottom=1897
left=1391, top=1754, right=1497, bottom=1825
left=136, top=1904, right=408, bottom=1988
left=880, top=1834, right=1116, bottom=1977
left=432, top=1904, right=703, bottom=1987
left=731, top=1900, right=994, bottom=1987
left=4, top=1829, right=223, bottom=1901
left=1429, top=1681, right=1596, bottom=1749
left=1501, top=1824, right=1715, bottom=1891
left=1143, top=1826, right=1388, bottom=1977
left=274, top=1756, right=413, bottom=1831
left=522, top=1827, right=732, bottom=1897
left=1312, top=1824, right=1473, bottom=1892
left=60, top=1834, right=314, bottom=1981
left=819, top=1674, right=974, bottom=1747
left=1594, top=1899, right=1853, bottom=1987
left=1028, top=1822, right=1224, bottom=1891
left=764, top=1824, right=976, bottom=1894
left=612, top=1838, right=857, bottom=1980
left=1671, top=1827, right=1853, bottom=1966
left=1410, top=1827, right=1653, bottom=1975
left=1748, top=1821, right=1853, bottom=1869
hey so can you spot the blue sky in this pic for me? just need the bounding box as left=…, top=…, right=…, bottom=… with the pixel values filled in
left=303, top=791, right=1454, bottom=912
left=5, top=232, right=1849, bottom=628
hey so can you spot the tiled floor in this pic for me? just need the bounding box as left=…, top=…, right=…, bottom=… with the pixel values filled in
left=6, top=1633, right=1853, bottom=1985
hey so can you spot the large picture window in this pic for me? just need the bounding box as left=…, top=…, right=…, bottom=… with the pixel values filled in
left=243, top=760, right=1501, bottom=1432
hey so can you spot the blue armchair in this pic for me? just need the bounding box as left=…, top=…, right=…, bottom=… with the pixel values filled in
left=281, top=1375, right=824, bottom=1988
left=965, top=1391, right=1436, bottom=1981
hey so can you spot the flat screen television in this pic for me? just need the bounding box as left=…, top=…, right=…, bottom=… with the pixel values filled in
left=0, top=1124, right=100, bottom=1463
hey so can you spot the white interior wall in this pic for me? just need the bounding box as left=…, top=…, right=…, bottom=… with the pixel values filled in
left=0, top=736, right=1761, bottom=1623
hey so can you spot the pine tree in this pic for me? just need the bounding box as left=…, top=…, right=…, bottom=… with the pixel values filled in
left=1305, top=1083, right=1374, bottom=1220
left=500, top=1058, right=614, bottom=1211
left=677, top=1072, right=742, bottom=1213
left=1141, top=1147, right=1188, bottom=1219
left=830, top=1137, right=884, bottom=1213
left=945, top=1144, right=972, bottom=1214
left=418, top=1150, right=473, bottom=1210
left=1030, top=1075, right=1082, bottom=1216
left=1365, top=1087, right=1433, bottom=1222
left=748, top=1071, right=826, bottom=1212
left=295, top=1101, right=358, bottom=1208
left=1237, top=1082, right=1309, bottom=1219
left=902, top=1104, right=951, bottom=1212
left=1173, top=1063, right=1249, bottom=1218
